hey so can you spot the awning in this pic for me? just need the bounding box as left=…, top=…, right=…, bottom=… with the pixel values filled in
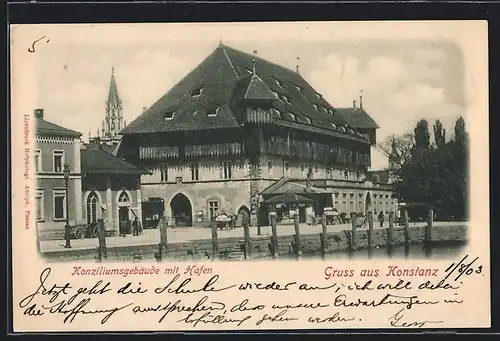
left=262, top=193, right=314, bottom=205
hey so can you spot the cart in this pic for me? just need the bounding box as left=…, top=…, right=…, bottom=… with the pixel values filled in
left=324, top=207, right=339, bottom=225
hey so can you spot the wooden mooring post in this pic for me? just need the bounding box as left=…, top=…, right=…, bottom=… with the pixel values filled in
left=320, top=214, right=327, bottom=260
left=403, top=210, right=410, bottom=259
left=243, top=219, right=252, bottom=260
left=270, top=214, right=278, bottom=259
left=387, top=211, right=394, bottom=258
left=211, top=217, right=219, bottom=260
left=367, top=211, right=374, bottom=259
left=156, top=217, right=168, bottom=261
left=425, top=209, right=434, bottom=258
left=97, top=219, right=107, bottom=260
left=350, top=212, right=358, bottom=252
left=293, top=214, right=301, bottom=258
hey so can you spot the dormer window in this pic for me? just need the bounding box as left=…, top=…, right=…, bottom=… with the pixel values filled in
left=304, top=116, right=311, bottom=124
left=348, top=129, right=355, bottom=135
left=293, top=84, right=302, bottom=93
left=272, top=108, right=282, bottom=118
left=289, top=112, right=297, bottom=121
left=270, top=90, right=279, bottom=98
left=339, top=126, right=346, bottom=133
left=191, top=85, right=204, bottom=97
left=315, top=92, right=322, bottom=99
left=207, top=106, right=220, bottom=117
left=328, top=109, right=334, bottom=115
left=330, top=122, right=337, bottom=129
left=313, top=104, right=320, bottom=111
left=164, top=110, right=176, bottom=120
left=273, top=77, right=284, bottom=88
left=280, top=94, right=291, bottom=104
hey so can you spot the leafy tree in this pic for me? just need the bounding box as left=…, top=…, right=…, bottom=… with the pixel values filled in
left=414, top=119, right=431, bottom=150
left=394, top=117, right=468, bottom=221
left=433, top=119, right=446, bottom=147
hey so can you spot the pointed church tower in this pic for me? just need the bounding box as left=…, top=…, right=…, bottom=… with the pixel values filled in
left=104, top=67, right=123, bottom=137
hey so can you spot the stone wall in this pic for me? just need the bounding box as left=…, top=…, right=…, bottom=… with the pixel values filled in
left=41, top=224, right=468, bottom=262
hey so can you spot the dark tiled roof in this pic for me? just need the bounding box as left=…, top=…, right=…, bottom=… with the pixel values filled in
left=336, top=108, right=379, bottom=129
left=36, top=118, right=82, bottom=137
left=120, top=44, right=368, bottom=144
left=81, top=148, right=147, bottom=175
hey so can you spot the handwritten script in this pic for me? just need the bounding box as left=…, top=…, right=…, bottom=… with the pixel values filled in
left=16, top=255, right=483, bottom=330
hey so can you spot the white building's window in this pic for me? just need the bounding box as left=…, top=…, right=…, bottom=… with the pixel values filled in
left=222, top=161, right=232, bottom=179
left=34, top=149, right=41, bottom=172
left=284, top=161, right=290, bottom=177
left=53, top=150, right=64, bottom=173
left=36, top=189, right=44, bottom=221
left=190, top=163, right=199, bottom=181
left=160, top=164, right=168, bottom=182
left=267, top=160, right=272, bottom=172
left=53, top=188, right=66, bottom=220
left=208, top=200, right=219, bottom=220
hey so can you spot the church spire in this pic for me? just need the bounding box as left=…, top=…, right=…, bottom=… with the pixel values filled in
left=107, top=66, right=122, bottom=109
left=103, top=66, right=124, bottom=138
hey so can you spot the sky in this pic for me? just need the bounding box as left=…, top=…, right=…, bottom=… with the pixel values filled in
left=26, top=22, right=466, bottom=170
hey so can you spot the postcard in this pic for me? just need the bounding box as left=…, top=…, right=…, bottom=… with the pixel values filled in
left=10, top=21, right=490, bottom=332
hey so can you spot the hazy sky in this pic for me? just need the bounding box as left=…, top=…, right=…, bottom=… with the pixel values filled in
left=27, top=23, right=466, bottom=169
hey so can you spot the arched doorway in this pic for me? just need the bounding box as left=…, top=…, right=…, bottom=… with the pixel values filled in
left=170, top=193, right=192, bottom=227
left=365, top=192, right=372, bottom=215
left=235, top=205, right=250, bottom=227
left=86, top=191, right=99, bottom=224
left=118, top=191, right=131, bottom=235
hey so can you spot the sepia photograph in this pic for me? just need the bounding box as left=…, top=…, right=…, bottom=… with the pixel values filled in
left=28, top=24, right=470, bottom=263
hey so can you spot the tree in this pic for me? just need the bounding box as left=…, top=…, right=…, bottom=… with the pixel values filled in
left=377, top=133, right=415, bottom=172
left=433, top=119, right=446, bottom=147
left=454, top=116, right=467, bottom=144
left=394, top=117, right=468, bottom=221
left=414, top=119, right=431, bottom=150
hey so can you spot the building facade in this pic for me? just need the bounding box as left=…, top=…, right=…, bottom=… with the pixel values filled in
left=117, top=44, right=396, bottom=227
left=34, top=108, right=145, bottom=236
left=81, top=140, right=146, bottom=234
left=34, top=108, right=83, bottom=231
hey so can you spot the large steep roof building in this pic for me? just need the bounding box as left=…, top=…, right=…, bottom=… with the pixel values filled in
left=117, top=44, right=394, bottom=227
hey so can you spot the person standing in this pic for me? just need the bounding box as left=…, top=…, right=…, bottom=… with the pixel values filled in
left=132, top=217, right=139, bottom=236
left=378, top=210, right=385, bottom=228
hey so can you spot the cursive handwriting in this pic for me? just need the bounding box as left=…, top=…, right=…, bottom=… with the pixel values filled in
left=155, top=274, right=235, bottom=295
left=177, top=311, right=252, bottom=327
left=132, top=295, right=225, bottom=323
left=334, top=293, right=439, bottom=310
left=255, top=309, right=298, bottom=326
left=28, top=36, right=49, bottom=53
left=42, top=298, right=132, bottom=324
left=308, top=312, right=357, bottom=324
left=19, top=268, right=72, bottom=308
left=389, top=308, right=443, bottom=328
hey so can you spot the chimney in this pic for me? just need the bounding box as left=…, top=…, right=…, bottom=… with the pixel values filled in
left=34, top=108, right=44, bottom=119
left=352, top=100, right=357, bottom=109
left=142, top=106, right=147, bottom=113
left=359, top=90, right=364, bottom=109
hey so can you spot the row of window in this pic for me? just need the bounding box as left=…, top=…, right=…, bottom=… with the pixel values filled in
left=155, top=161, right=234, bottom=182
left=35, top=188, right=66, bottom=222
left=33, top=149, right=66, bottom=173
